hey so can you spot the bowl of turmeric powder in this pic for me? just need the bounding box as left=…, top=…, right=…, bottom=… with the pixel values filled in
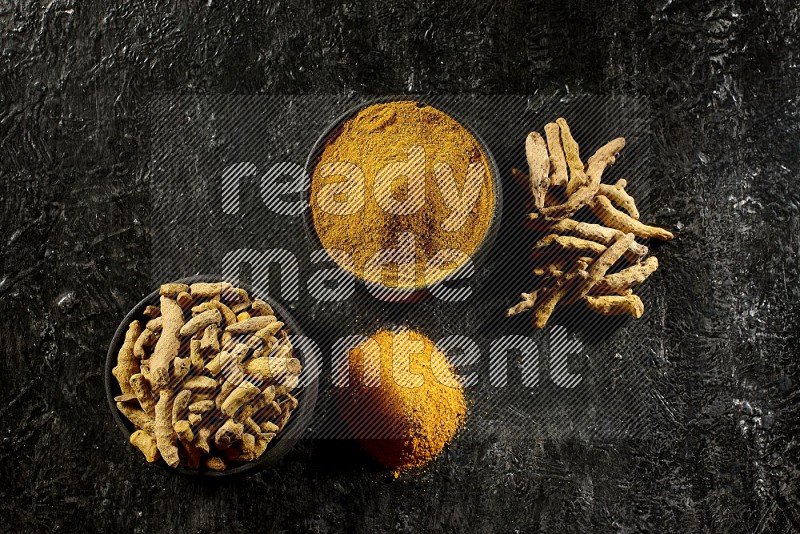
left=306, top=99, right=502, bottom=300
left=105, top=276, right=317, bottom=477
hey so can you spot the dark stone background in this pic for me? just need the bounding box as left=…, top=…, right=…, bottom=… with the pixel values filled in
left=1, top=0, right=798, bottom=532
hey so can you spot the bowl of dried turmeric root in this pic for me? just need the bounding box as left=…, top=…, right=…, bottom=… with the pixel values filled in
left=105, top=277, right=315, bottom=477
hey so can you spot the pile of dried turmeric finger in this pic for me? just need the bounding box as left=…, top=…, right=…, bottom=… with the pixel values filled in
left=111, top=281, right=302, bottom=471
left=507, top=118, right=673, bottom=328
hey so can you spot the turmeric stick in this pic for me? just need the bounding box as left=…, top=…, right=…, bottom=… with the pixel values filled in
left=145, top=317, right=162, bottom=332
left=205, top=349, right=234, bottom=376
left=133, top=327, right=157, bottom=360
left=174, top=420, right=201, bottom=469
left=192, top=300, right=237, bottom=328
left=584, top=294, right=645, bottom=318
left=204, top=456, right=226, bottom=471
left=594, top=256, right=659, bottom=295
left=214, top=419, right=244, bottom=450
left=176, top=291, right=193, bottom=310
left=238, top=433, right=258, bottom=461
left=227, top=287, right=251, bottom=314
left=569, top=233, right=636, bottom=303
left=225, top=315, right=278, bottom=335
left=183, top=376, right=217, bottom=391
left=532, top=260, right=590, bottom=328
left=188, top=400, right=214, bottom=413
left=250, top=299, right=273, bottom=317
left=506, top=291, right=538, bottom=317
left=245, top=356, right=302, bottom=379
left=116, top=402, right=154, bottom=434
left=160, top=283, right=189, bottom=298
left=557, top=117, right=587, bottom=195
left=535, top=234, right=607, bottom=256
left=154, top=390, right=180, bottom=468
left=129, top=430, right=159, bottom=463
left=199, top=325, right=220, bottom=353
left=544, top=122, right=568, bottom=187
left=129, top=373, right=156, bottom=417
left=189, top=281, right=232, bottom=298
left=180, top=309, right=221, bottom=337
left=189, top=338, right=205, bottom=374
left=171, top=389, right=192, bottom=425
left=526, top=132, right=550, bottom=209
left=114, top=393, right=137, bottom=403
left=591, top=195, right=674, bottom=241
left=540, top=137, right=625, bottom=219
left=239, top=386, right=276, bottom=422
left=149, top=296, right=183, bottom=390
left=195, top=428, right=212, bottom=455
left=598, top=179, right=639, bottom=219
left=543, top=217, right=620, bottom=245
left=220, top=381, right=260, bottom=419
left=172, top=357, right=190, bottom=381
left=112, top=320, right=141, bottom=396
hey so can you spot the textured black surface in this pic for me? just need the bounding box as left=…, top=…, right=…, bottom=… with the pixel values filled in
left=1, top=1, right=799, bottom=532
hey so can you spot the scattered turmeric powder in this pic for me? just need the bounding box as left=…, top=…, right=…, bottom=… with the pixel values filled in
left=310, top=101, right=495, bottom=289
left=337, top=329, right=466, bottom=477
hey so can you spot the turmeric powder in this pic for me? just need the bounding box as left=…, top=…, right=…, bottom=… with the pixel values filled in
left=310, top=101, right=495, bottom=289
left=337, top=329, right=466, bottom=477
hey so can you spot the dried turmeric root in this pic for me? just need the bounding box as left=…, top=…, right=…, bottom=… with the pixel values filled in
left=593, top=256, right=659, bottom=295
left=584, top=294, right=645, bottom=318
left=112, top=320, right=142, bottom=396
left=507, top=118, right=673, bottom=328
left=526, top=132, right=550, bottom=210
left=544, top=218, right=621, bottom=245
left=544, top=122, right=569, bottom=187
left=531, top=261, right=590, bottom=328
left=598, top=179, right=639, bottom=219
left=557, top=117, right=587, bottom=195
left=129, top=430, right=159, bottom=463
left=506, top=291, right=538, bottom=317
left=535, top=234, right=608, bottom=256
left=590, top=195, right=673, bottom=241
left=568, top=233, right=636, bottom=304
left=539, top=135, right=625, bottom=219
left=532, top=257, right=572, bottom=278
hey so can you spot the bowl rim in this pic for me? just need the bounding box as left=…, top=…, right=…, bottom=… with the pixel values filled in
left=105, top=274, right=318, bottom=479
left=302, top=96, right=503, bottom=302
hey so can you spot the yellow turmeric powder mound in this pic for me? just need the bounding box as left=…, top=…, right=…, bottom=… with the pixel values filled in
left=338, top=329, right=467, bottom=476
left=310, top=101, right=495, bottom=289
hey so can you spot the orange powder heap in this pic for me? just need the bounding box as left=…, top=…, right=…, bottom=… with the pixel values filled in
left=337, top=329, right=467, bottom=476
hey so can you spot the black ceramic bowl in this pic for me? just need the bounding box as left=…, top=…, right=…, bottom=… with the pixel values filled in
left=105, top=275, right=317, bottom=478
left=303, top=97, right=503, bottom=303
